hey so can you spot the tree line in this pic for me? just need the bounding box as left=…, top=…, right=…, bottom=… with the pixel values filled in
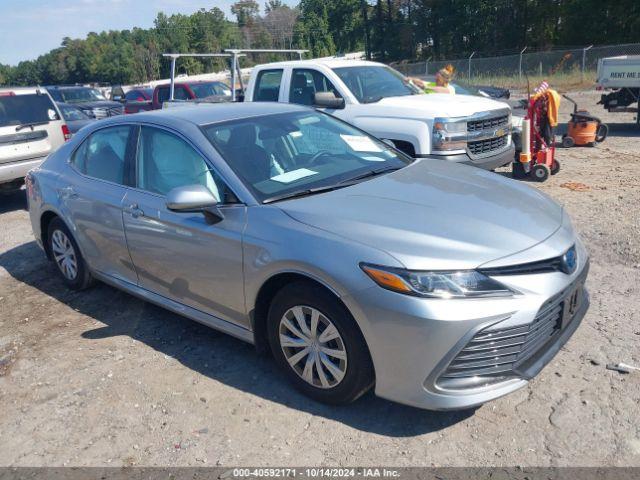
left=1, top=0, right=638, bottom=86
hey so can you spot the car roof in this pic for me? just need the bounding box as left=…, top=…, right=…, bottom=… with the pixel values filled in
left=0, top=86, right=49, bottom=95
left=254, top=59, right=386, bottom=69
left=106, top=102, right=312, bottom=127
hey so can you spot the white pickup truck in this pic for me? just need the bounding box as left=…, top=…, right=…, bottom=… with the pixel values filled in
left=244, top=59, right=514, bottom=170
left=596, top=55, right=640, bottom=124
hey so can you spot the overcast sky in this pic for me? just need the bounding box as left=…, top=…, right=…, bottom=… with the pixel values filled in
left=0, top=0, right=292, bottom=66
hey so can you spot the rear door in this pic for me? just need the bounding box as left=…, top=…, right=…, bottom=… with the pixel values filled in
left=0, top=91, right=65, bottom=169
left=61, top=124, right=138, bottom=284
left=121, top=125, right=248, bottom=327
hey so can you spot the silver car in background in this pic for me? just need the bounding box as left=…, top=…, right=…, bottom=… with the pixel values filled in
left=26, top=103, right=589, bottom=410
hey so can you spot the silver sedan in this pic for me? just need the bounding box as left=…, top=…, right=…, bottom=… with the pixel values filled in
left=26, top=103, right=589, bottom=410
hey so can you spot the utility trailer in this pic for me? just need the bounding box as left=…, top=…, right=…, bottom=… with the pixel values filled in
left=596, top=55, right=640, bottom=124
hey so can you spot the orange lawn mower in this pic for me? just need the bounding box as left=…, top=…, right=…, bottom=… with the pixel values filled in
left=561, top=94, right=608, bottom=148
left=512, top=81, right=561, bottom=182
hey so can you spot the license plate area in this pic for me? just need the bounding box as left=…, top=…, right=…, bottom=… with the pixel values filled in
left=559, top=282, right=584, bottom=330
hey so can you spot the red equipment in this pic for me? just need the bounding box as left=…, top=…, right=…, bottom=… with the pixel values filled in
left=513, top=84, right=560, bottom=182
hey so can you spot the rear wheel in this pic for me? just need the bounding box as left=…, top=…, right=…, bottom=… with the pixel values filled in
left=267, top=282, right=374, bottom=405
left=532, top=164, right=550, bottom=182
left=47, top=218, right=94, bottom=290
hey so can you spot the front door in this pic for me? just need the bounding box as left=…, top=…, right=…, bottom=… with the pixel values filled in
left=122, top=125, right=248, bottom=328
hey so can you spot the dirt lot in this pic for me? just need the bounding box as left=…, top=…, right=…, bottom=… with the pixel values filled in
left=0, top=91, right=639, bottom=467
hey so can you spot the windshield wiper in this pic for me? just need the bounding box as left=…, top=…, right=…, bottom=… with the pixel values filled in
left=337, top=165, right=402, bottom=185
left=263, top=185, right=347, bottom=204
left=15, top=121, right=49, bottom=132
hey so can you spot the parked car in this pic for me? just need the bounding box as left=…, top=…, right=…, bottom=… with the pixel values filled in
left=152, top=81, right=232, bottom=109
left=46, top=86, right=124, bottom=119
left=123, top=88, right=153, bottom=114
left=245, top=60, right=514, bottom=170
left=0, top=87, right=69, bottom=192
left=57, top=102, right=96, bottom=135
left=26, top=103, right=589, bottom=410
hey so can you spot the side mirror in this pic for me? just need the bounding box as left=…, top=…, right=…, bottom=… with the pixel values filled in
left=165, top=184, right=224, bottom=224
left=314, top=92, right=345, bottom=110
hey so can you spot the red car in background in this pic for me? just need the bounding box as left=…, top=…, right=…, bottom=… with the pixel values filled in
left=151, top=81, right=232, bottom=109
left=123, top=88, right=153, bottom=114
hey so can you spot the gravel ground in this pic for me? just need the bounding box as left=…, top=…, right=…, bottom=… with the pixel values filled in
left=0, top=91, right=638, bottom=467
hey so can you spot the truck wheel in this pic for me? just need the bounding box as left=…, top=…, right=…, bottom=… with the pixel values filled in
left=267, top=282, right=374, bottom=405
left=551, top=160, right=561, bottom=175
left=532, top=164, right=550, bottom=182
left=562, top=136, right=575, bottom=148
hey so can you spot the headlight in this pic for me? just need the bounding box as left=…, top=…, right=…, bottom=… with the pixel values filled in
left=432, top=117, right=467, bottom=152
left=360, top=263, right=514, bottom=298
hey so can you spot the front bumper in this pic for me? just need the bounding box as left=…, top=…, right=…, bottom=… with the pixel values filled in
left=427, top=143, right=516, bottom=171
left=343, top=240, right=590, bottom=411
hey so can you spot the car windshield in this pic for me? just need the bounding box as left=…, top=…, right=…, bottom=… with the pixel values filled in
left=60, top=88, right=107, bottom=103
left=59, top=104, right=89, bottom=121
left=332, top=66, right=420, bottom=103
left=202, top=110, right=411, bottom=203
left=190, top=82, right=231, bottom=98
left=0, top=93, right=59, bottom=127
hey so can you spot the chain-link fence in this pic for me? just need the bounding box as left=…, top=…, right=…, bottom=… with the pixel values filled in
left=390, top=43, right=640, bottom=90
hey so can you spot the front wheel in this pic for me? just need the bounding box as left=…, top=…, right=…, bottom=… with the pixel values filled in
left=47, top=218, right=94, bottom=290
left=267, top=282, right=374, bottom=405
left=551, top=159, right=561, bottom=175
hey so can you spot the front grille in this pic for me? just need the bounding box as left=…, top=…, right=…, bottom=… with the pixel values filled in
left=467, top=115, right=509, bottom=133
left=467, top=134, right=508, bottom=156
left=479, top=256, right=564, bottom=276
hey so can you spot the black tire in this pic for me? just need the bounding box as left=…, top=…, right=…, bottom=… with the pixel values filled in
left=47, top=217, right=94, bottom=290
left=267, top=281, right=374, bottom=405
left=532, top=164, right=550, bottom=182
left=562, top=136, right=575, bottom=148
left=550, top=159, right=561, bottom=175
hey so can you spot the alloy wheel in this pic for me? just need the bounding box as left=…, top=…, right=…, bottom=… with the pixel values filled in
left=51, top=229, right=78, bottom=281
left=278, top=305, right=348, bottom=389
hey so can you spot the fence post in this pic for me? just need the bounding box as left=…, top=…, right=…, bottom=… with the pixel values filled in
left=582, top=45, right=593, bottom=82
left=519, top=46, right=527, bottom=82
left=425, top=56, right=431, bottom=75
left=468, top=52, right=475, bottom=81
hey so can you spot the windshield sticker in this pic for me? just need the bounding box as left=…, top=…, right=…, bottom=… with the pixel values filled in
left=298, top=115, right=321, bottom=125
left=288, top=131, right=303, bottom=138
left=271, top=168, right=319, bottom=184
left=361, top=155, right=387, bottom=162
left=47, top=109, right=57, bottom=120
left=340, top=134, right=383, bottom=152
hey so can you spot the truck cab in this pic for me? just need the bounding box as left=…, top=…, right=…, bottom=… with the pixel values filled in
left=245, top=59, right=514, bottom=170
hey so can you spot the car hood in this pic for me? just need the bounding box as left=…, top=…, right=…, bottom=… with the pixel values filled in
left=278, top=160, right=563, bottom=270
left=372, top=93, right=510, bottom=119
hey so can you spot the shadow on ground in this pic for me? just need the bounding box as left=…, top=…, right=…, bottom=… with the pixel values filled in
left=0, top=240, right=476, bottom=437
left=0, top=189, right=27, bottom=214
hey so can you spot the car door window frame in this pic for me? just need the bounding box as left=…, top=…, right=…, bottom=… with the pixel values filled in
left=130, top=123, right=243, bottom=206
left=253, top=69, right=284, bottom=102
left=289, top=68, right=342, bottom=106
left=68, top=124, right=138, bottom=187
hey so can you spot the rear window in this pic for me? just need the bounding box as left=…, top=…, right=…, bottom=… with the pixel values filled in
left=0, top=93, right=60, bottom=128
left=253, top=69, right=283, bottom=102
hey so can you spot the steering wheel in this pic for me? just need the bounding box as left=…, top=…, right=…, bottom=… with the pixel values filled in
left=308, top=150, right=333, bottom=166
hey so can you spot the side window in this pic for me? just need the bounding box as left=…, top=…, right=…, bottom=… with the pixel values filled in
left=253, top=69, right=283, bottom=102
left=157, top=87, right=169, bottom=104
left=175, top=86, right=190, bottom=100
left=289, top=69, right=341, bottom=106
left=136, top=127, right=231, bottom=203
left=71, top=126, right=131, bottom=184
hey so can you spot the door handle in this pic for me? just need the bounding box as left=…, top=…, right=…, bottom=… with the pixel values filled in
left=124, top=203, right=144, bottom=218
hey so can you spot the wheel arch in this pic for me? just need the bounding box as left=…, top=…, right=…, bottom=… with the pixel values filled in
left=40, top=210, right=61, bottom=260
left=251, top=271, right=368, bottom=359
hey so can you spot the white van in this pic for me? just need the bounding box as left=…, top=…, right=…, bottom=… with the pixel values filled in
left=0, top=87, right=69, bottom=192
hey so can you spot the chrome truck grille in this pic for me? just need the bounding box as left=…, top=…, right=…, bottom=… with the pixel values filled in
left=465, top=111, right=511, bottom=157
left=467, top=114, right=509, bottom=133
left=436, top=261, right=588, bottom=391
